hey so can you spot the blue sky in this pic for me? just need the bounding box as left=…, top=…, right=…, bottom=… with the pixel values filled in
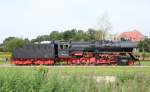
left=0, top=0, right=150, bottom=43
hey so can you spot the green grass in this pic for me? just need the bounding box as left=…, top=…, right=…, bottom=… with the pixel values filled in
left=0, top=61, right=6, bottom=64
left=0, top=67, right=150, bottom=92
left=140, top=61, right=150, bottom=66
left=1, top=66, right=150, bottom=76
left=46, top=66, right=150, bottom=76
left=0, top=60, right=10, bottom=65
left=139, top=52, right=150, bottom=56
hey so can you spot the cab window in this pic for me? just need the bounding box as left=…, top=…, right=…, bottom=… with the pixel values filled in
left=60, top=44, right=70, bottom=49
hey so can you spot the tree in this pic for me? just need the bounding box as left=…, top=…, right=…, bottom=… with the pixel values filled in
left=31, top=35, right=50, bottom=43
left=3, top=37, right=28, bottom=52
left=73, top=30, right=86, bottom=41
left=97, top=14, right=112, bottom=40
left=87, top=28, right=96, bottom=40
left=139, top=38, right=150, bottom=52
left=95, top=29, right=104, bottom=40
left=63, top=29, right=77, bottom=40
left=3, top=37, right=15, bottom=44
left=0, top=44, right=4, bottom=52
left=49, top=31, right=62, bottom=40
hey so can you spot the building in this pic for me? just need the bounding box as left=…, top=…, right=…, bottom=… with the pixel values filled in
left=117, top=30, right=144, bottom=42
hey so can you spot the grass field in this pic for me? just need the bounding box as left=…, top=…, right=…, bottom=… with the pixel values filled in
left=0, top=60, right=10, bottom=65
left=0, top=52, right=150, bottom=91
left=140, top=61, right=150, bottom=66
left=0, top=66, right=150, bottom=92
left=1, top=66, right=150, bottom=75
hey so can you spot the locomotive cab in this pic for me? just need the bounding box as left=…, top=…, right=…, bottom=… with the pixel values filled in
left=57, top=41, right=71, bottom=58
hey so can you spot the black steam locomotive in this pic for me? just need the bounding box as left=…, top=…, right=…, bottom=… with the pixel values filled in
left=12, top=40, right=139, bottom=65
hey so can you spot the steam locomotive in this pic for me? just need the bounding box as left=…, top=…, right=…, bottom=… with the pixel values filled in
left=11, top=40, right=139, bottom=65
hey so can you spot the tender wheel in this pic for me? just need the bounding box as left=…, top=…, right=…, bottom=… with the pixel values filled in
left=128, top=61, right=134, bottom=65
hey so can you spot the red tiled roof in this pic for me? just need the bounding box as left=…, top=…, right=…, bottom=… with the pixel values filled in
left=118, top=30, right=144, bottom=41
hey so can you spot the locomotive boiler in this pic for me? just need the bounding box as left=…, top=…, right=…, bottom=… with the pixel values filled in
left=11, top=40, right=139, bottom=65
